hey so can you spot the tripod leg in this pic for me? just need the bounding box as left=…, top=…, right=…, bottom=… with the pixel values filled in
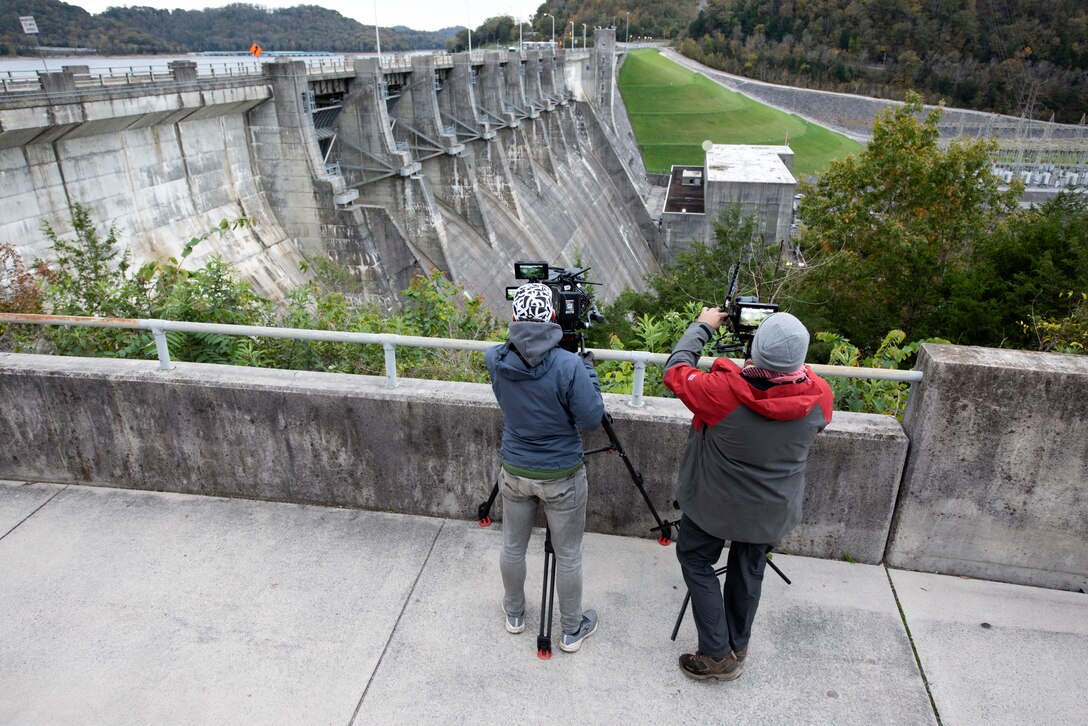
left=670, top=564, right=730, bottom=641
left=536, top=554, right=553, bottom=658
left=598, top=415, right=678, bottom=545
left=541, top=552, right=557, bottom=659
left=477, top=479, right=500, bottom=526
left=536, top=535, right=556, bottom=659
left=669, top=591, right=691, bottom=641
left=537, top=527, right=556, bottom=659
left=765, top=553, right=792, bottom=585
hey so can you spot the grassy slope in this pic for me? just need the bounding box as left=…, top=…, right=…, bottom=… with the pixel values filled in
left=618, top=49, right=861, bottom=178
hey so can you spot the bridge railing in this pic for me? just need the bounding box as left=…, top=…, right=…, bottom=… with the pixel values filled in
left=1, top=49, right=559, bottom=97
left=302, top=58, right=352, bottom=75
left=0, top=62, right=269, bottom=95
left=0, top=313, right=921, bottom=408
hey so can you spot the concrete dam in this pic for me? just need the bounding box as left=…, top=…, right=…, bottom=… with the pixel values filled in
left=0, top=29, right=658, bottom=309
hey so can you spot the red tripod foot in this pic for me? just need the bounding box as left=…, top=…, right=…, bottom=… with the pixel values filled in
left=478, top=516, right=492, bottom=527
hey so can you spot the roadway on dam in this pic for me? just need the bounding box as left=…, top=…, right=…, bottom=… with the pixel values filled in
left=1, top=479, right=1085, bottom=725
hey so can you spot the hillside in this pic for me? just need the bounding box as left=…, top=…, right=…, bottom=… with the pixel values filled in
left=680, top=0, right=1088, bottom=123
left=518, top=0, right=701, bottom=47
left=104, top=4, right=455, bottom=53
left=0, top=0, right=178, bottom=55
left=0, top=0, right=456, bottom=56
left=618, top=49, right=860, bottom=177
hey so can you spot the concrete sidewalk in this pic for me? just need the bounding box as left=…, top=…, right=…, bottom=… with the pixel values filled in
left=1, top=481, right=1084, bottom=725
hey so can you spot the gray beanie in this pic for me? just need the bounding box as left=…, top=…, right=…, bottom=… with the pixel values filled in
left=751, top=312, right=810, bottom=372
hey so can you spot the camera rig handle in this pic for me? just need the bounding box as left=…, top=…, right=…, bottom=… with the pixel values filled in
left=723, top=263, right=741, bottom=314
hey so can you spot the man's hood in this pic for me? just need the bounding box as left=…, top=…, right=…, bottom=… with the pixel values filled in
left=713, top=359, right=831, bottom=422
left=494, top=321, right=564, bottom=379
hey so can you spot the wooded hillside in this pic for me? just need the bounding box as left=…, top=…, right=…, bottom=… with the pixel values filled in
left=104, top=4, right=456, bottom=53
left=0, top=0, right=177, bottom=55
left=680, top=0, right=1088, bottom=123
left=1, top=0, right=455, bottom=56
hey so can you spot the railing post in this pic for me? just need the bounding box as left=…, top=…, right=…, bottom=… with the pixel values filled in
left=151, top=326, right=174, bottom=371
left=379, top=335, right=398, bottom=388
left=629, top=359, right=646, bottom=408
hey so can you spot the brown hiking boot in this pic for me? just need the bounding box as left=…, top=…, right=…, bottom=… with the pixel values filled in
left=679, top=651, right=744, bottom=681
left=735, top=647, right=747, bottom=663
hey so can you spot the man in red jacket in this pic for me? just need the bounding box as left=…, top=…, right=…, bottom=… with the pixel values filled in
left=664, top=307, right=833, bottom=681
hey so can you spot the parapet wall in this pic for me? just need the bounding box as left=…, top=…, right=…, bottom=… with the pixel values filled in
left=0, top=352, right=902, bottom=565
left=888, top=345, right=1088, bottom=592
left=4, top=344, right=1083, bottom=591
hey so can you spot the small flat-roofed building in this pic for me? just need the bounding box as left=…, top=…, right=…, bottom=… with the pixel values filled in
left=658, top=144, right=798, bottom=263
left=663, top=166, right=705, bottom=214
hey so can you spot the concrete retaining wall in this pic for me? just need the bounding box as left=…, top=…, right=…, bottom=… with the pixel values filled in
left=888, top=345, right=1088, bottom=592
left=0, top=352, right=904, bottom=565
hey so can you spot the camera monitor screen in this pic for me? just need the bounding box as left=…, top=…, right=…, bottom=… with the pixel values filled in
left=505, top=287, right=519, bottom=301
left=738, top=304, right=777, bottom=328
left=514, top=261, right=548, bottom=281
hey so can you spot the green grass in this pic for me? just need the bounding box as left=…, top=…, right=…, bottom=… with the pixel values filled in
left=618, top=49, right=862, bottom=178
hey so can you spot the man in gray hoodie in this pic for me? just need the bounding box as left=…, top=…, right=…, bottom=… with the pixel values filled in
left=485, top=282, right=605, bottom=652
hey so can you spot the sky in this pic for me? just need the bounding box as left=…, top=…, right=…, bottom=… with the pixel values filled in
left=67, top=0, right=545, bottom=32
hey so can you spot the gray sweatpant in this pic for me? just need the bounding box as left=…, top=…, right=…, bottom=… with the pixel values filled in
left=499, top=467, right=588, bottom=635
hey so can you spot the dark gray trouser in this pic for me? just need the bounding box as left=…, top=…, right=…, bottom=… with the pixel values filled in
left=676, top=513, right=773, bottom=660
left=499, top=467, right=588, bottom=635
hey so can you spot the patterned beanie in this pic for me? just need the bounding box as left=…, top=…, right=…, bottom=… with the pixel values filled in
left=512, top=282, right=555, bottom=322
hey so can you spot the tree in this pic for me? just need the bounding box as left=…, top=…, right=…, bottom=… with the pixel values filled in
left=794, top=93, right=1022, bottom=351
left=589, top=206, right=804, bottom=349
left=940, top=192, right=1088, bottom=348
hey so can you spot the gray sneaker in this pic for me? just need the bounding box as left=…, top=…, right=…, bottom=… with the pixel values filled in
left=559, top=610, right=598, bottom=652
left=505, top=612, right=525, bottom=634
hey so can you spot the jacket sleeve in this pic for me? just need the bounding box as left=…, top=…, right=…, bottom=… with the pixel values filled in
left=664, top=322, right=714, bottom=373
left=664, top=322, right=736, bottom=426
left=567, top=356, right=604, bottom=431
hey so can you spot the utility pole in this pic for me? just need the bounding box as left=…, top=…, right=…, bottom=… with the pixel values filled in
left=545, top=12, right=555, bottom=51
left=583, top=23, right=587, bottom=51
left=569, top=21, right=574, bottom=51
left=466, top=0, right=471, bottom=53
left=625, top=12, right=630, bottom=45
left=373, top=0, right=381, bottom=59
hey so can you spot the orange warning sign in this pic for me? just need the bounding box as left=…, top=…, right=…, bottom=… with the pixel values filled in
left=249, top=43, right=263, bottom=58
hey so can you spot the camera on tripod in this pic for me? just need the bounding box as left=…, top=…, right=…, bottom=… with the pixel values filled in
left=507, top=260, right=604, bottom=350
left=718, top=264, right=778, bottom=356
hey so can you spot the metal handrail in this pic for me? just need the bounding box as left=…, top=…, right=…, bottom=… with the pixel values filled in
left=0, top=313, right=922, bottom=408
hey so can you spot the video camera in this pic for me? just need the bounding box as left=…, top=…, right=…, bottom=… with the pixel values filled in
left=717, top=264, right=778, bottom=357
left=507, top=260, right=604, bottom=352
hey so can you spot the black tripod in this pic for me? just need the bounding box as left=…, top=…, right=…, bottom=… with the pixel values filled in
left=668, top=549, right=792, bottom=642
left=477, top=412, right=679, bottom=659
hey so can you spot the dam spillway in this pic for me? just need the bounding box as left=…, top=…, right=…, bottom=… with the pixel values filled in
left=0, top=29, right=659, bottom=309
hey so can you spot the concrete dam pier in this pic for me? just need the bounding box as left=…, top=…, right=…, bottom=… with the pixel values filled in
left=0, top=29, right=657, bottom=308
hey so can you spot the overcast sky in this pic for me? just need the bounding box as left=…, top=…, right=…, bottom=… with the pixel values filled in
left=67, top=0, right=544, bottom=32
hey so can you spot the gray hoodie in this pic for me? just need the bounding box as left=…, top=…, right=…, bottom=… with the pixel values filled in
left=485, top=321, right=604, bottom=474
